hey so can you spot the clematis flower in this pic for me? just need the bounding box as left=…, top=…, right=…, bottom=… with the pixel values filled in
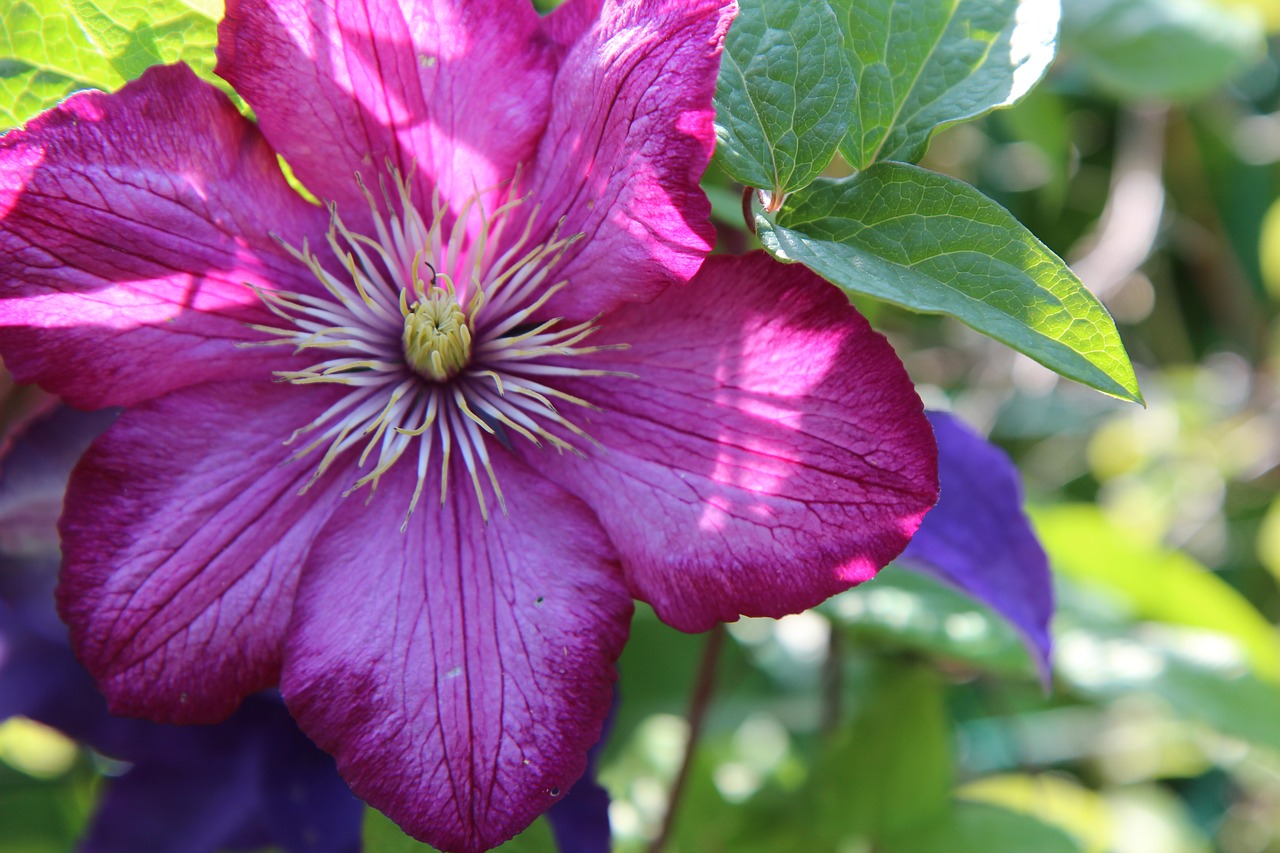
left=0, top=0, right=938, bottom=849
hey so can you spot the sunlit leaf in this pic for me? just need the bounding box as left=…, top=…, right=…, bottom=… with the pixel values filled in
left=758, top=163, right=1143, bottom=402
left=1062, top=0, right=1265, bottom=101
left=0, top=66, right=79, bottom=128
left=713, top=0, right=852, bottom=202
left=959, top=773, right=1112, bottom=853
left=1219, top=0, right=1280, bottom=32
left=1035, top=504, right=1280, bottom=681
left=0, top=0, right=219, bottom=127
left=828, top=0, right=1060, bottom=169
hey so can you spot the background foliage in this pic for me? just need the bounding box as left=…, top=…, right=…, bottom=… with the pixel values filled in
left=2, top=0, right=1279, bottom=851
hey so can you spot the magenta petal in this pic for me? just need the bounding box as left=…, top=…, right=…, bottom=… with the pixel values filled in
left=531, top=252, right=938, bottom=632
left=901, top=412, right=1053, bottom=680
left=58, top=381, right=351, bottom=724
left=526, top=0, right=733, bottom=321
left=0, top=64, right=330, bottom=409
left=280, top=454, right=631, bottom=853
left=217, top=0, right=556, bottom=223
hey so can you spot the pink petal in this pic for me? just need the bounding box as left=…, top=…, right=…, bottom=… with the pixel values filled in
left=0, top=64, right=328, bottom=409
left=58, top=381, right=351, bottom=724
left=281, top=453, right=631, bottom=853
left=216, top=0, right=556, bottom=225
left=531, top=252, right=939, bottom=632
left=525, top=0, right=734, bottom=321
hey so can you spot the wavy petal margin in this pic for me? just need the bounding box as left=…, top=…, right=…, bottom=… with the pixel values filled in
left=533, top=252, right=938, bottom=632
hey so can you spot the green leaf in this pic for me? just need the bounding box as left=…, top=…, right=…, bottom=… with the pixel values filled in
left=1034, top=504, right=1280, bottom=682
left=839, top=662, right=952, bottom=839
left=887, top=802, right=1083, bottom=853
left=0, top=0, right=219, bottom=127
left=824, top=566, right=1038, bottom=680
left=829, top=0, right=1061, bottom=169
left=728, top=660, right=953, bottom=849
left=713, top=0, right=853, bottom=202
left=1055, top=616, right=1280, bottom=754
left=363, top=809, right=432, bottom=852
left=0, top=755, right=96, bottom=853
left=758, top=162, right=1143, bottom=403
left=1152, top=649, right=1280, bottom=753
left=0, top=65, right=79, bottom=128
left=1062, top=0, right=1265, bottom=102
left=364, top=806, right=560, bottom=852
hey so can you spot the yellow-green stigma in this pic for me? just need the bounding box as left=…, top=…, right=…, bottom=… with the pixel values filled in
left=402, top=287, right=472, bottom=382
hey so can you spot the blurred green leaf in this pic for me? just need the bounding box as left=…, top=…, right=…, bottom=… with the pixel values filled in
left=887, top=801, right=1084, bottom=853
left=713, top=0, right=852, bottom=201
left=0, top=759, right=95, bottom=853
left=1035, top=504, right=1280, bottom=681
left=825, top=567, right=1038, bottom=680
left=363, top=809, right=431, bottom=852
left=364, top=805, right=559, bottom=852
left=1220, top=0, right=1280, bottom=32
left=1061, top=0, right=1265, bottom=101
left=0, top=0, right=219, bottom=127
left=757, top=162, right=1143, bottom=402
left=828, top=0, right=1060, bottom=169
left=1151, top=648, right=1280, bottom=753
left=839, top=663, right=952, bottom=839
left=725, top=660, right=953, bottom=849
left=957, top=773, right=1111, bottom=853
left=1056, top=620, right=1280, bottom=753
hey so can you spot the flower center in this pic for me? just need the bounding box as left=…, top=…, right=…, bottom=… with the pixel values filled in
left=245, top=169, right=625, bottom=527
left=402, top=286, right=471, bottom=382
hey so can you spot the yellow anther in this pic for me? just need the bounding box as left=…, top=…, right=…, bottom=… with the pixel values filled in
left=402, top=289, right=472, bottom=382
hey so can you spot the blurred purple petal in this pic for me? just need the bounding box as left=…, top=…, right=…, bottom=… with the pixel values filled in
left=0, top=406, right=115, bottom=559
left=81, top=736, right=261, bottom=853
left=900, top=412, right=1053, bottom=680
left=0, top=406, right=361, bottom=853
left=256, top=697, right=364, bottom=853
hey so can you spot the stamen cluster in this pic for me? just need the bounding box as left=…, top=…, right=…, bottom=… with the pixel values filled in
left=401, top=284, right=472, bottom=382
left=247, top=171, right=623, bottom=526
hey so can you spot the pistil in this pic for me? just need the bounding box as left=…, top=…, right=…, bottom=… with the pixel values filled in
left=402, top=287, right=472, bottom=382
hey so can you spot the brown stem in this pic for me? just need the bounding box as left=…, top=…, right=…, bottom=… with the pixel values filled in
left=740, top=185, right=757, bottom=235
left=647, top=625, right=726, bottom=853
